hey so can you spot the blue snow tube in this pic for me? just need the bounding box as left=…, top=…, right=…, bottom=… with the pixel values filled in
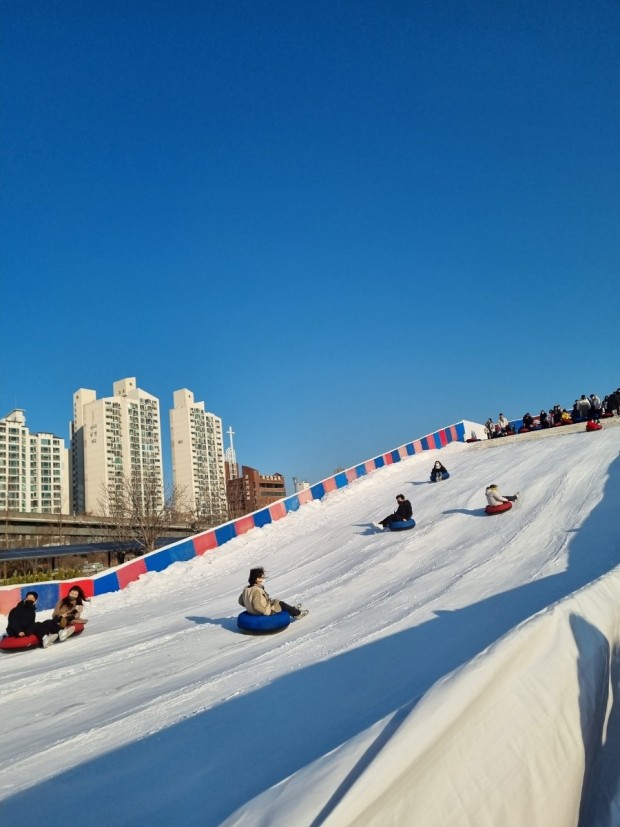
left=388, top=519, right=416, bottom=532
left=430, top=471, right=450, bottom=482
left=237, top=611, right=291, bottom=634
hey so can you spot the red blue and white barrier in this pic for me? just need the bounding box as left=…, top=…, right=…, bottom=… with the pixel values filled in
left=1, top=420, right=480, bottom=612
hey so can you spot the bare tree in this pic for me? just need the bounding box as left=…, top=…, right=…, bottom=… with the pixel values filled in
left=97, top=473, right=192, bottom=560
left=187, top=489, right=229, bottom=532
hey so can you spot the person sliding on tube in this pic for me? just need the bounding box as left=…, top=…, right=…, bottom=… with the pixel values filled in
left=485, top=484, right=519, bottom=507
left=5, top=592, right=63, bottom=648
left=52, top=585, right=88, bottom=641
left=239, top=568, right=308, bottom=619
left=430, top=461, right=448, bottom=482
left=374, top=494, right=413, bottom=530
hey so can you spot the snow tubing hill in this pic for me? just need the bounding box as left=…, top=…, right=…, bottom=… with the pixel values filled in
left=0, top=621, right=86, bottom=652
left=237, top=611, right=291, bottom=634
left=388, top=519, right=417, bottom=532
left=430, top=472, right=450, bottom=482
left=485, top=502, right=513, bottom=515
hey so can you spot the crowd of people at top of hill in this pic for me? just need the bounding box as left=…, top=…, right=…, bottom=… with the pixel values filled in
left=484, top=385, right=620, bottom=439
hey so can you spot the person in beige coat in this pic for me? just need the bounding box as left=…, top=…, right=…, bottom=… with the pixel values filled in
left=52, top=584, right=88, bottom=641
left=238, top=568, right=308, bottom=619
left=485, top=484, right=519, bottom=506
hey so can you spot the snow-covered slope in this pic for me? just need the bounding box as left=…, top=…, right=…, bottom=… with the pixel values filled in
left=1, top=425, right=619, bottom=825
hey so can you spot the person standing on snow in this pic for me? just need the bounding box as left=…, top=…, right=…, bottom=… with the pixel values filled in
left=589, top=394, right=602, bottom=422
left=485, top=484, right=519, bottom=507
left=374, top=494, right=413, bottom=529
left=576, top=395, right=591, bottom=422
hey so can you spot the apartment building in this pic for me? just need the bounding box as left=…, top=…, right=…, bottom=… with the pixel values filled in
left=227, top=465, right=286, bottom=520
left=71, top=378, right=164, bottom=515
left=170, top=389, right=228, bottom=525
left=0, top=409, right=70, bottom=514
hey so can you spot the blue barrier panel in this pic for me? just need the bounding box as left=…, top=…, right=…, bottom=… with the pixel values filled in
left=421, top=436, right=430, bottom=450
left=406, top=443, right=415, bottom=455
left=455, top=422, right=466, bottom=440
left=374, top=456, right=385, bottom=468
left=355, top=464, right=367, bottom=477
left=145, top=549, right=173, bottom=573
left=334, top=472, right=348, bottom=489
left=254, top=509, right=272, bottom=528
left=284, top=496, right=301, bottom=512
left=310, top=482, right=325, bottom=500
left=390, top=450, right=400, bottom=463
left=94, top=571, right=120, bottom=596
left=215, top=523, right=237, bottom=546
left=26, top=582, right=58, bottom=611
left=166, top=540, right=196, bottom=564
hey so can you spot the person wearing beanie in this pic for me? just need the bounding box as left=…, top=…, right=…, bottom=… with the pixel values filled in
left=238, top=568, right=308, bottom=619
left=6, top=592, right=63, bottom=648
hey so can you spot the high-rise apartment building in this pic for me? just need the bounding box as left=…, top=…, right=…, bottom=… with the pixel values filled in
left=71, top=378, right=164, bottom=515
left=0, top=409, right=70, bottom=514
left=170, top=389, right=228, bottom=524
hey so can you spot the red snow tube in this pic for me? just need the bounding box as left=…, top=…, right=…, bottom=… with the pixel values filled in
left=485, top=502, right=513, bottom=515
left=586, top=421, right=602, bottom=432
left=0, top=621, right=85, bottom=652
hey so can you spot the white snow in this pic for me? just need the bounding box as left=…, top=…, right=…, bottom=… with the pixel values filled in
left=1, top=424, right=620, bottom=826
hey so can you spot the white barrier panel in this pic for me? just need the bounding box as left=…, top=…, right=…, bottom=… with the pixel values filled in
left=227, top=568, right=620, bottom=827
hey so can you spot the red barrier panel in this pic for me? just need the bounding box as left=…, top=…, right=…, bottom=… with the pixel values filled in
left=0, top=587, right=21, bottom=616
left=194, top=531, right=218, bottom=555
left=60, top=579, right=95, bottom=599
left=116, top=558, right=148, bottom=589
left=269, top=502, right=287, bottom=522
left=234, top=516, right=256, bottom=536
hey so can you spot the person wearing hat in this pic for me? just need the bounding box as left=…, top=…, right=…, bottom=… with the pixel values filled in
left=6, top=591, right=63, bottom=648
left=485, top=484, right=519, bottom=507
left=374, top=493, right=413, bottom=530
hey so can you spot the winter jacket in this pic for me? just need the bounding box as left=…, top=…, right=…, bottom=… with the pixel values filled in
left=394, top=499, right=413, bottom=520
left=498, top=415, right=509, bottom=430
left=238, top=584, right=282, bottom=616
left=486, top=488, right=508, bottom=506
left=430, top=463, right=448, bottom=481
left=53, top=598, right=83, bottom=625
left=576, top=397, right=591, bottom=417
left=6, top=600, right=36, bottom=637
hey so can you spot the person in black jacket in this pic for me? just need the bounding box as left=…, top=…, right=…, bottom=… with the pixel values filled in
left=374, top=494, right=413, bottom=530
left=6, top=591, right=62, bottom=648
left=430, top=461, right=448, bottom=482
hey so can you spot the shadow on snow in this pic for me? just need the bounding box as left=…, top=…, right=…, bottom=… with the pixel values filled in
left=4, top=456, right=620, bottom=826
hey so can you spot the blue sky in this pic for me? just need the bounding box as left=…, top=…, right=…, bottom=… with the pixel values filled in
left=2, top=1, right=619, bottom=490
